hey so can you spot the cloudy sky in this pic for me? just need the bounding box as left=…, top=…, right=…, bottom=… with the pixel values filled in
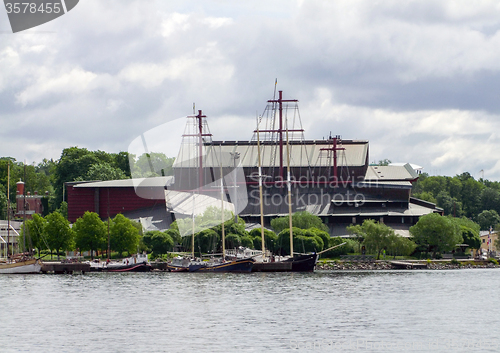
left=2, top=0, right=500, bottom=180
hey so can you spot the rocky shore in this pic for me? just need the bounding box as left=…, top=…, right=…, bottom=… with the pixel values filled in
left=316, top=260, right=500, bottom=270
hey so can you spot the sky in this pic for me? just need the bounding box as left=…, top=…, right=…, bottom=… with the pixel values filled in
left=2, top=0, right=500, bottom=180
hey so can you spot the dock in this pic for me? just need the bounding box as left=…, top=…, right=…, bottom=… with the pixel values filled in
left=390, top=261, right=428, bottom=270
left=41, top=262, right=91, bottom=274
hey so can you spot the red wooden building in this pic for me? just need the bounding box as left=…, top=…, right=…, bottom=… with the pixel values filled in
left=66, top=177, right=172, bottom=223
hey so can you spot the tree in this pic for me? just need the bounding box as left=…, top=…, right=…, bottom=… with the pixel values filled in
left=24, top=214, right=48, bottom=257
left=132, top=152, right=175, bottom=178
left=53, top=147, right=131, bottom=208
left=452, top=217, right=480, bottom=249
left=270, top=211, right=328, bottom=233
left=110, top=214, right=140, bottom=256
left=410, top=213, right=462, bottom=257
left=83, top=163, right=127, bottom=181
left=73, top=211, right=107, bottom=259
left=386, top=233, right=417, bottom=258
left=436, top=191, right=463, bottom=217
left=348, top=220, right=394, bottom=260
left=249, top=228, right=278, bottom=252
left=0, top=187, right=6, bottom=220
left=477, top=210, right=500, bottom=231
left=376, top=159, right=392, bottom=166
left=44, top=212, right=74, bottom=259
left=276, top=227, right=324, bottom=255
left=142, top=230, right=174, bottom=258
left=322, top=237, right=356, bottom=258
left=460, top=178, right=484, bottom=219
left=480, top=188, right=500, bottom=214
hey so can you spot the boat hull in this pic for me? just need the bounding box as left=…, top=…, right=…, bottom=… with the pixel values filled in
left=105, top=263, right=152, bottom=272
left=166, top=258, right=254, bottom=273
left=252, top=253, right=318, bottom=272
left=0, top=259, right=41, bottom=274
left=195, top=258, right=254, bottom=273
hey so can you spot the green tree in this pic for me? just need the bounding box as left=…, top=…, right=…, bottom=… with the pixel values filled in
left=476, top=210, right=500, bottom=231
left=142, top=230, right=174, bottom=258
left=451, top=216, right=480, bottom=249
left=348, top=220, right=394, bottom=260
left=110, top=214, right=140, bottom=256
left=460, top=177, right=484, bottom=219
left=376, top=159, right=392, bottom=166
left=24, top=214, right=48, bottom=257
left=410, top=213, right=462, bottom=257
left=249, top=228, right=278, bottom=252
left=270, top=211, right=328, bottom=233
left=386, top=234, right=417, bottom=258
left=0, top=187, right=6, bottom=219
left=322, top=236, right=355, bottom=258
left=132, top=152, right=175, bottom=178
left=53, top=147, right=132, bottom=208
left=73, top=211, right=107, bottom=259
left=276, top=227, right=324, bottom=255
left=44, top=212, right=74, bottom=259
left=83, top=163, right=127, bottom=181
left=436, top=191, right=463, bottom=217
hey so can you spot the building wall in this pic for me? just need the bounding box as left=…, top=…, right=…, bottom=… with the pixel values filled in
left=67, top=184, right=163, bottom=222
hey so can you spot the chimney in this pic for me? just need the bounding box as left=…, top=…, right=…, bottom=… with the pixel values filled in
left=16, top=180, right=24, bottom=195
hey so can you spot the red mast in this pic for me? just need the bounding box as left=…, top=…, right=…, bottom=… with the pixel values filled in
left=320, top=135, right=345, bottom=184
left=259, top=91, right=302, bottom=180
left=182, top=110, right=212, bottom=190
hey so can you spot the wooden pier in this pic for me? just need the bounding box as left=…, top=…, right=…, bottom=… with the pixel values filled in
left=41, top=262, right=91, bottom=274
left=390, top=261, right=428, bottom=270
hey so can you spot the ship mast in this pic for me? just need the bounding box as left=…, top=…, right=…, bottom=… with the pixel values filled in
left=256, top=116, right=266, bottom=260
left=265, top=91, right=301, bottom=180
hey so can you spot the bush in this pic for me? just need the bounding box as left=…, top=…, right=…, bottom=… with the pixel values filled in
left=488, top=258, right=498, bottom=265
left=321, top=237, right=354, bottom=258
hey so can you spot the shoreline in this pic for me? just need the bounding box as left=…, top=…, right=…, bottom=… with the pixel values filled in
left=316, top=260, right=500, bottom=270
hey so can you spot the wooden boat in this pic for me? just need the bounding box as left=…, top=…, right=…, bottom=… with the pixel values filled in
left=249, top=104, right=318, bottom=272
left=0, top=256, right=42, bottom=274
left=0, top=163, right=41, bottom=274
left=104, top=253, right=152, bottom=272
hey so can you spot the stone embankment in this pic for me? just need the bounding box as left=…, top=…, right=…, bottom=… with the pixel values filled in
left=316, top=260, right=500, bottom=270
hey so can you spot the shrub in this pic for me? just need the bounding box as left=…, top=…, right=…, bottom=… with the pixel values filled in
left=488, top=258, right=499, bottom=265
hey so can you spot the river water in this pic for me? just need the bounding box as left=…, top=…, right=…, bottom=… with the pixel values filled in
left=1, top=269, right=499, bottom=353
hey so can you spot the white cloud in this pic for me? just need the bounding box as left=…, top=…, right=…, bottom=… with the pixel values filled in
left=16, top=67, right=97, bottom=106
left=2, top=0, right=500, bottom=181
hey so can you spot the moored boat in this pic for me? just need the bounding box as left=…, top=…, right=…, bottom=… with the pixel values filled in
left=166, top=256, right=254, bottom=272
left=104, top=253, right=152, bottom=272
left=0, top=256, right=42, bottom=274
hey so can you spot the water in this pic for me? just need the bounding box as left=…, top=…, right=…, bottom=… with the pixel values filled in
left=1, top=269, right=499, bottom=353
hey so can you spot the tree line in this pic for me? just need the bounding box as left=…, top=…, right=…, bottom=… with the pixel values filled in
left=22, top=211, right=142, bottom=259
left=0, top=148, right=175, bottom=217
left=412, top=172, right=500, bottom=230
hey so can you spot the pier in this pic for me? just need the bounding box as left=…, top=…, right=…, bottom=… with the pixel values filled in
left=390, top=261, right=428, bottom=270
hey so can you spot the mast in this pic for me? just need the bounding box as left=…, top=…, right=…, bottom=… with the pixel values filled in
left=266, top=91, right=299, bottom=180
left=7, top=161, right=10, bottom=258
left=256, top=116, right=266, bottom=260
left=220, top=146, right=226, bottom=260
left=286, top=116, right=294, bottom=257
left=197, top=110, right=204, bottom=190
left=23, top=162, right=26, bottom=254
left=191, top=193, right=195, bottom=259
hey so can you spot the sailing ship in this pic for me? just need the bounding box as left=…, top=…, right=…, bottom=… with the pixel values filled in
left=165, top=111, right=254, bottom=273
left=244, top=99, right=317, bottom=272
left=0, top=162, right=41, bottom=274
